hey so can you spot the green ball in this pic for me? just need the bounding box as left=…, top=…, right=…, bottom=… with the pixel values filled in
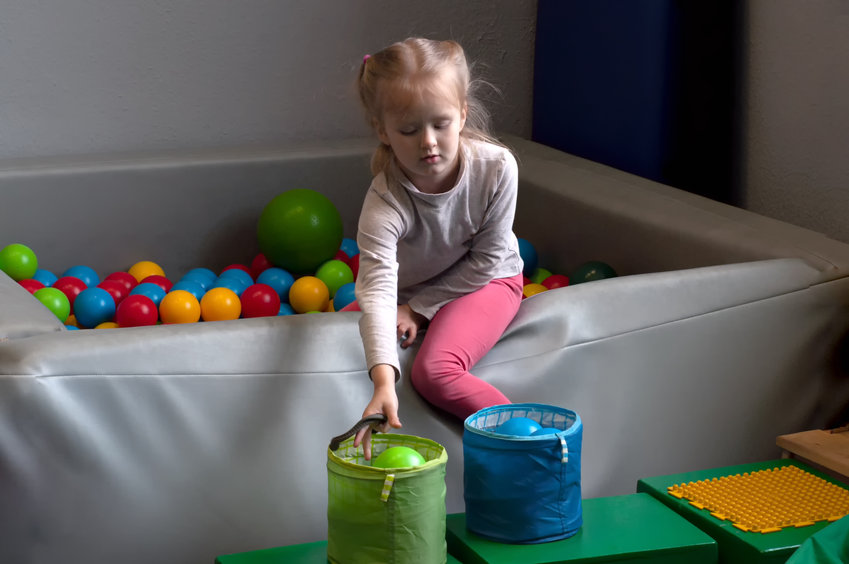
left=371, top=446, right=426, bottom=469
left=0, top=243, right=38, bottom=281
left=530, top=267, right=553, bottom=285
left=570, top=261, right=617, bottom=284
left=315, top=259, right=354, bottom=298
left=257, top=189, right=343, bottom=275
left=33, top=287, right=71, bottom=323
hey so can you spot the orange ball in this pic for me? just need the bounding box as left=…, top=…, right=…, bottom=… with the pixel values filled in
left=94, top=321, right=120, bottom=329
left=200, top=287, right=241, bottom=322
left=160, top=290, right=201, bottom=324
left=128, top=260, right=165, bottom=283
left=522, top=283, right=548, bottom=299
left=289, top=276, right=329, bottom=314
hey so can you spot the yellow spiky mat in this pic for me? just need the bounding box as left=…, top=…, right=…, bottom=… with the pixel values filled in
left=667, top=465, right=849, bottom=533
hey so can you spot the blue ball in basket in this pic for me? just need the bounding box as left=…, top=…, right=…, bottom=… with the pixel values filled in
left=495, top=416, right=542, bottom=436
left=532, top=427, right=562, bottom=436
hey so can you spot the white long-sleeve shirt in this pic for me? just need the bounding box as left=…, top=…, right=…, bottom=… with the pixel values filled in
left=355, top=138, right=524, bottom=376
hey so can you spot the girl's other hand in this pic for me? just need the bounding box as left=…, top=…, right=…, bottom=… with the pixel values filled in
left=397, top=304, right=427, bottom=348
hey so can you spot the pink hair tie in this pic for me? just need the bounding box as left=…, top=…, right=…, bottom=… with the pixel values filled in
left=363, top=54, right=371, bottom=63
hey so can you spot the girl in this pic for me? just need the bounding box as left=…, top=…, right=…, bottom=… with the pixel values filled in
left=348, top=38, right=524, bottom=458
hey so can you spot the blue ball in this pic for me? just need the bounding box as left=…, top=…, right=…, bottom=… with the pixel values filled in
left=218, top=268, right=254, bottom=287
left=517, top=238, right=538, bottom=276
left=180, top=271, right=213, bottom=291
left=278, top=303, right=296, bottom=316
left=532, top=427, right=562, bottom=436
left=257, top=267, right=295, bottom=302
left=184, top=267, right=217, bottom=285
left=63, top=265, right=100, bottom=288
left=212, top=275, right=249, bottom=297
left=170, top=280, right=205, bottom=301
left=33, top=268, right=58, bottom=287
left=74, top=287, right=116, bottom=328
left=340, top=237, right=359, bottom=258
left=130, top=282, right=167, bottom=306
left=64, top=325, right=80, bottom=330
left=495, top=416, right=542, bottom=436
left=333, top=281, right=357, bottom=311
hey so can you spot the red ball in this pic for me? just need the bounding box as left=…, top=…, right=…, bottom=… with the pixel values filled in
left=141, top=275, right=173, bottom=293
left=333, top=250, right=350, bottom=264
left=18, top=279, right=45, bottom=294
left=115, top=295, right=159, bottom=327
left=104, top=271, right=139, bottom=293
left=250, top=254, right=273, bottom=280
left=349, top=253, right=360, bottom=280
left=542, top=274, right=570, bottom=290
left=53, top=276, right=88, bottom=311
left=240, top=283, right=281, bottom=318
left=98, top=279, right=129, bottom=305
left=223, top=263, right=252, bottom=276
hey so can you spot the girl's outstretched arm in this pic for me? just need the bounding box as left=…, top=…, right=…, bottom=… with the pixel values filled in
left=353, top=363, right=403, bottom=460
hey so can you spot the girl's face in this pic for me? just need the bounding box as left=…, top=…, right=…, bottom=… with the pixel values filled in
left=377, top=80, right=467, bottom=195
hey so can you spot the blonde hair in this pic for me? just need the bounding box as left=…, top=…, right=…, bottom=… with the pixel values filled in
left=358, top=38, right=504, bottom=176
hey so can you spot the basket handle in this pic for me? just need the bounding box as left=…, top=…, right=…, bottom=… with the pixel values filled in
left=329, top=413, right=389, bottom=451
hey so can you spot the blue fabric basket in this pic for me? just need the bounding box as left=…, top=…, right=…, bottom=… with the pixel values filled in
left=463, top=403, right=583, bottom=544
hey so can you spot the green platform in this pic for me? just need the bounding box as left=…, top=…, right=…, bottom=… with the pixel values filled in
left=215, top=539, right=462, bottom=563
left=637, top=459, right=849, bottom=564
left=446, top=493, right=717, bottom=564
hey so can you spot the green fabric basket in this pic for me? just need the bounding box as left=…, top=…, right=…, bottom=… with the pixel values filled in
left=327, top=433, right=448, bottom=564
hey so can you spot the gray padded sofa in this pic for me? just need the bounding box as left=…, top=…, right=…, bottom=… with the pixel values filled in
left=2, top=137, right=848, bottom=563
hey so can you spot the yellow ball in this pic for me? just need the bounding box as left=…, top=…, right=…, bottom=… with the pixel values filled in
left=128, top=260, right=165, bottom=283
left=95, top=321, right=120, bottom=329
left=159, top=290, right=202, bottom=324
left=522, top=283, right=548, bottom=299
left=289, top=276, right=329, bottom=314
left=200, top=287, right=241, bottom=322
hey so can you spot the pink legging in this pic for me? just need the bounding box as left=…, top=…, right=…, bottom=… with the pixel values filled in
left=345, top=273, right=524, bottom=420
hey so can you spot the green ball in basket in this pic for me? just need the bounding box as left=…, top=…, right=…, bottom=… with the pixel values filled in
left=372, top=446, right=426, bottom=469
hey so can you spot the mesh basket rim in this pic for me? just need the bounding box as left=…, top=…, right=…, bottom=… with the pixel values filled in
left=327, top=433, right=448, bottom=476
left=463, top=402, right=581, bottom=441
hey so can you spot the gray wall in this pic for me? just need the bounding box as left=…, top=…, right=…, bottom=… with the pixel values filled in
left=0, top=1, right=536, bottom=159
left=2, top=1, right=849, bottom=246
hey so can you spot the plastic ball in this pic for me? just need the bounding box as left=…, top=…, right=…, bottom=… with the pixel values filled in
left=140, top=275, right=173, bottom=294
left=170, top=280, right=205, bottom=301
left=495, top=416, right=542, bottom=436
left=95, top=321, right=120, bottom=330
left=288, top=276, right=329, bottom=314
left=256, top=267, right=295, bottom=302
left=315, top=259, right=354, bottom=298
left=212, top=275, right=249, bottom=297
left=372, top=446, right=426, bottom=469
left=33, top=268, right=58, bottom=287
left=65, top=314, right=79, bottom=328
left=278, top=303, right=296, bottom=316
left=517, top=238, right=538, bottom=276
left=74, top=287, right=116, bottom=328
left=542, top=274, right=570, bottom=290
left=256, top=188, right=344, bottom=275
left=333, top=281, right=357, bottom=311
left=33, top=287, right=71, bottom=323
left=18, top=279, right=45, bottom=294
left=530, top=267, right=553, bottom=285
left=53, top=276, right=88, bottom=310
left=348, top=253, right=360, bottom=280
left=571, top=261, right=617, bottom=284
left=218, top=267, right=254, bottom=288
left=159, top=290, right=201, bottom=324
left=200, top=287, right=241, bottom=322
left=249, top=253, right=273, bottom=279
left=180, top=270, right=215, bottom=291
left=104, top=271, right=138, bottom=293
left=532, top=427, right=562, bottom=436
left=63, top=265, right=99, bottom=288
left=115, top=295, right=159, bottom=327
left=522, top=283, right=548, bottom=299
left=340, top=237, right=359, bottom=258
left=240, top=283, right=281, bottom=318
left=64, top=325, right=80, bottom=331
left=128, top=260, right=165, bottom=283
left=0, top=243, right=38, bottom=281
left=129, top=282, right=167, bottom=306
left=97, top=279, right=129, bottom=306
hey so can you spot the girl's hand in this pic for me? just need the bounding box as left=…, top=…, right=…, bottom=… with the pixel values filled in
left=397, top=304, right=427, bottom=348
left=354, top=364, right=402, bottom=460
